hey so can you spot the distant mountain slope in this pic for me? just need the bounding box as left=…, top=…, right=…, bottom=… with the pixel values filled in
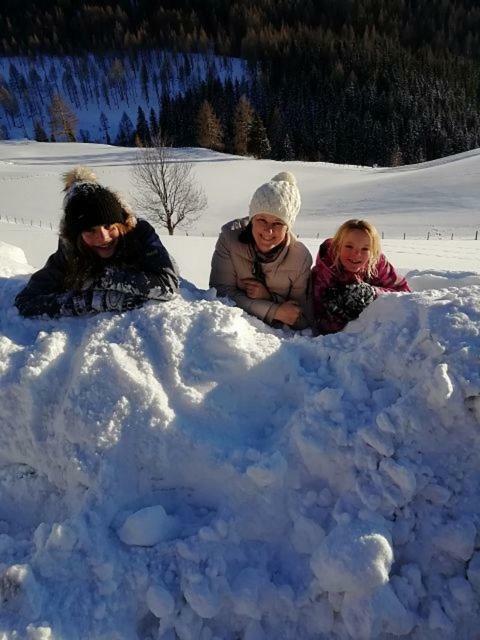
left=2, top=1, right=480, bottom=165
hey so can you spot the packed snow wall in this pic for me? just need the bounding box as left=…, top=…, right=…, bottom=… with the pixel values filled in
left=0, top=245, right=479, bottom=640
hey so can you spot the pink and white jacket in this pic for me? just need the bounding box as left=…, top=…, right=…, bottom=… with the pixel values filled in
left=312, top=238, right=411, bottom=334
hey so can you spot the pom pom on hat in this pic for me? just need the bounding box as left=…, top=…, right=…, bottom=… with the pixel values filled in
left=61, top=166, right=127, bottom=241
left=249, top=171, right=301, bottom=228
left=271, top=171, right=296, bottom=184
left=63, top=166, right=98, bottom=191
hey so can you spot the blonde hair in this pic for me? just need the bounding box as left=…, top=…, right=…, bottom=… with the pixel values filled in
left=331, top=219, right=381, bottom=278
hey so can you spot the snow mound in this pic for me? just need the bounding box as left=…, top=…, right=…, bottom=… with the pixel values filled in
left=407, top=268, right=480, bottom=291
left=0, top=245, right=479, bottom=639
left=0, top=240, right=30, bottom=277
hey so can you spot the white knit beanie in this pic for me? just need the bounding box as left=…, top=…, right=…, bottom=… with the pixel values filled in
left=249, top=172, right=301, bottom=228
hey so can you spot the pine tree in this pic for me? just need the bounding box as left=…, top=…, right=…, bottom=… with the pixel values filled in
left=248, top=114, right=271, bottom=159
left=268, top=106, right=285, bottom=160
left=140, top=60, right=149, bottom=103
left=100, top=112, right=111, bottom=144
left=136, top=105, right=151, bottom=146
left=48, top=93, right=77, bottom=141
left=0, top=86, right=19, bottom=126
left=149, top=107, right=159, bottom=138
left=33, top=120, right=48, bottom=142
left=115, top=111, right=135, bottom=146
left=282, top=134, right=295, bottom=161
left=233, top=94, right=254, bottom=156
left=196, top=100, right=224, bottom=151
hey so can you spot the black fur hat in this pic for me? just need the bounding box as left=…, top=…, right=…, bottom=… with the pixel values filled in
left=61, top=167, right=130, bottom=241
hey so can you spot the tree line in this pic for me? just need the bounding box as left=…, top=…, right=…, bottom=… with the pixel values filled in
left=1, top=1, right=480, bottom=165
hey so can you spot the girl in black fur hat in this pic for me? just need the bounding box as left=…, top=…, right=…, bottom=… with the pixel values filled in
left=15, top=167, right=179, bottom=318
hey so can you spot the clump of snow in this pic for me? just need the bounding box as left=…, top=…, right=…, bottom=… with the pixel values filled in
left=310, top=520, right=393, bottom=592
left=0, top=242, right=480, bottom=639
left=118, top=505, right=179, bottom=546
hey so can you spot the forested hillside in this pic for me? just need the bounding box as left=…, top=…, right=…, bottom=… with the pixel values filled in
left=1, top=0, right=480, bottom=165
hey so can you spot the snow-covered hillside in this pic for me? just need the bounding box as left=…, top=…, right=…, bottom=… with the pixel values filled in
left=0, top=142, right=479, bottom=639
left=0, top=51, right=246, bottom=143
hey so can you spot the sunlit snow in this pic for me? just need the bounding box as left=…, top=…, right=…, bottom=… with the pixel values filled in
left=0, top=141, right=479, bottom=639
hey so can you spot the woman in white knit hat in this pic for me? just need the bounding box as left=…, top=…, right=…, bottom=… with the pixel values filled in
left=209, top=172, right=312, bottom=328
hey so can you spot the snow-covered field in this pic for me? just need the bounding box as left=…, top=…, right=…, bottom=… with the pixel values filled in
left=0, top=141, right=479, bottom=639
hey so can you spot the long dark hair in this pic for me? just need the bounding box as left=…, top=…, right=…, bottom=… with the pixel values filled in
left=63, top=219, right=136, bottom=289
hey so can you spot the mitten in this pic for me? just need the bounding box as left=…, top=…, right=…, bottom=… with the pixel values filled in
left=324, top=282, right=375, bottom=322
left=91, top=289, right=145, bottom=313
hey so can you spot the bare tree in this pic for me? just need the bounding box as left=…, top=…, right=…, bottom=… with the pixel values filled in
left=132, top=133, right=207, bottom=235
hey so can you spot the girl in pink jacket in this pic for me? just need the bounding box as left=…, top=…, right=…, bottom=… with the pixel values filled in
left=312, top=219, right=411, bottom=335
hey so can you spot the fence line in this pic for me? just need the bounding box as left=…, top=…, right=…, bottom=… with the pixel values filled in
left=0, top=213, right=54, bottom=230
left=0, top=214, right=478, bottom=240
left=314, top=230, right=479, bottom=241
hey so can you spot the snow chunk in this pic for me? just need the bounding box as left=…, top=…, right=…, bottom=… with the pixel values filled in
left=117, top=505, right=179, bottom=547
left=427, top=363, right=454, bottom=406
left=147, top=583, right=175, bottom=618
left=342, top=584, right=415, bottom=639
left=183, top=575, right=222, bottom=619
left=231, top=568, right=269, bottom=620
left=310, top=521, right=393, bottom=593
left=379, top=459, right=417, bottom=501
left=359, top=426, right=394, bottom=457
left=26, top=626, right=53, bottom=640
left=433, top=518, right=476, bottom=561
left=0, top=240, right=30, bottom=277
left=0, top=564, right=43, bottom=618
left=246, top=451, right=287, bottom=487
left=428, top=600, right=454, bottom=633
left=291, top=515, right=325, bottom=554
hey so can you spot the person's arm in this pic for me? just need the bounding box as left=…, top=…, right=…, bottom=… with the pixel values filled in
left=15, top=246, right=70, bottom=318
left=372, top=254, right=411, bottom=293
left=284, top=250, right=313, bottom=328
left=96, top=220, right=179, bottom=301
left=209, top=232, right=281, bottom=323
left=311, top=248, right=348, bottom=334
left=15, top=243, right=146, bottom=318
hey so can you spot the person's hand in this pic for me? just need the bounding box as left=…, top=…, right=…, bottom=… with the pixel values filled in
left=92, top=290, right=144, bottom=312
left=324, top=283, right=376, bottom=322
left=239, top=278, right=272, bottom=300
left=274, top=301, right=301, bottom=326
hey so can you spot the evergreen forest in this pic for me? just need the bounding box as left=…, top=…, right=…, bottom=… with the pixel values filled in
left=1, top=0, right=480, bottom=166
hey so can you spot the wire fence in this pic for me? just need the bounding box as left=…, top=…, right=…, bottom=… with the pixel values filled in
left=311, top=230, right=479, bottom=240
left=0, top=214, right=478, bottom=240
left=0, top=214, right=54, bottom=230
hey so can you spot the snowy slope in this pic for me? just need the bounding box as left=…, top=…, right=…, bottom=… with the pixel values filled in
left=0, top=142, right=480, bottom=639
left=0, top=51, right=247, bottom=143
left=1, top=141, right=480, bottom=240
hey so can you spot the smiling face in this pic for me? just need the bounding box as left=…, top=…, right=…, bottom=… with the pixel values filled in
left=251, top=213, right=288, bottom=253
left=81, top=224, right=120, bottom=258
left=339, top=229, right=372, bottom=274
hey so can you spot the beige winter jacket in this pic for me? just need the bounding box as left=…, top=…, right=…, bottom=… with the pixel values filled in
left=209, top=218, right=312, bottom=327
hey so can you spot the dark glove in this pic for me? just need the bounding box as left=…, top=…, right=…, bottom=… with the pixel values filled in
left=91, top=289, right=145, bottom=313
left=96, top=266, right=138, bottom=293
left=58, top=290, right=95, bottom=316
left=324, top=283, right=376, bottom=322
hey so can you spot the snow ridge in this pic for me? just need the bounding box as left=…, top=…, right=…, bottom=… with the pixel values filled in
left=0, top=247, right=479, bottom=638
